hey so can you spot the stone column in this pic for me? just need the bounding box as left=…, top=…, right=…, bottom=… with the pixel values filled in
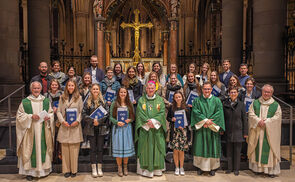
left=252, top=0, right=287, bottom=91
left=27, top=0, right=50, bottom=78
left=105, top=31, right=111, bottom=67
left=0, top=0, right=21, bottom=83
left=163, top=31, right=169, bottom=66
left=169, top=18, right=178, bottom=66
left=222, top=0, right=243, bottom=73
left=95, top=17, right=106, bottom=69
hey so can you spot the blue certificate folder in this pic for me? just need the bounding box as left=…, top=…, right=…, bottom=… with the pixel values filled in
left=105, top=88, right=116, bottom=101
left=53, top=101, right=59, bottom=108
left=174, top=112, right=185, bottom=128
left=168, top=91, right=175, bottom=103
left=186, top=91, right=198, bottom=105
left=212, top=85, right=221, bottom=97
left=66, top=108, right=77, bottom=125
left=244, top=98, right=254, bottom=113
left=117, top=107, right=128, bottom=124
left=90, top=106, right=108, bottom=119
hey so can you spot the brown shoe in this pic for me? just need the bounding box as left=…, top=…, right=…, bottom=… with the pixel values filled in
left=123, top=165, right=128, bottom=176
left=118, top=166, right=123, bottom=177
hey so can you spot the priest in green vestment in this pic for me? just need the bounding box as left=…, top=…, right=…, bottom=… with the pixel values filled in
left=16, top=81, right=54, bottom=181
left=191, top=82, right=225, bottom=176
left=248, top=84, right=282, bottom=177
left=135, top=81, right=166, bottom=178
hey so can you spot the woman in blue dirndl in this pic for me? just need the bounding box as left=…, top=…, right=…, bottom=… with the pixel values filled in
left=110, top=87, right=135, bottom=177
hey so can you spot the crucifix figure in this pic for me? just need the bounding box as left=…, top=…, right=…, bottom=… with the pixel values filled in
left=120, top=9, right=153, bottom=64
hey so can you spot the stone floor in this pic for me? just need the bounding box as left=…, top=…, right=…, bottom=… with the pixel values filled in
left=0, top=169, right=295, bottom=182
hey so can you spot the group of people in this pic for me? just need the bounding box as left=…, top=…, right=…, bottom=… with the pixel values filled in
left=16, top=55, right=282, bottom=181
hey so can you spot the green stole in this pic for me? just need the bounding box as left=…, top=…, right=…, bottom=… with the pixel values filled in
left=253, top=99, right=278, bottom=164
left=22, top=98, right=49, bottom=168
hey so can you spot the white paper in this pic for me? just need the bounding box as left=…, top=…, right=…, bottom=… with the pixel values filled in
left=37, top=110, right=49, bottom=123
left=213, top=85, right=221, bottom=93
left=128, top=90, right=135, bottom=102
left=106, top=87, right=116, bottom=94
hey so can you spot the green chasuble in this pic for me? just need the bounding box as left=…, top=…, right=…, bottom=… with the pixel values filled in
left=253, top=99, right=278, bottom=164
left=22, top=98, right=50, bottom=168
left=135, top=94, right=166, bottom=172
left=191, top=95, right=225, bottom=159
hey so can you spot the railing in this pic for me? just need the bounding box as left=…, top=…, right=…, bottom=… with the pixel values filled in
left=256, top=86, right=294, bottom=165
left=0, top=85, right=26, bottom=150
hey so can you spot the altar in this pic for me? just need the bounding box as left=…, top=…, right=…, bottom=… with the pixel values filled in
left=110, top=57, right=166, bottom=74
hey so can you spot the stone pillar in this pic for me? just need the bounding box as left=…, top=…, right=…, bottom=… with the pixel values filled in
left=0, top=0, right=21, bottom=83
left=252, top=0, right=287, bottom=91
left=95, top=17, right=106, bottom=69
left=105, top=31, right=111, bottom=67
left=163, top=31, right=169, bottom=66
left=169, top=18, right=178, bottom=66
left=27, top=0, right=50, bottom=78
left=222, top=0, right=243, bottom=73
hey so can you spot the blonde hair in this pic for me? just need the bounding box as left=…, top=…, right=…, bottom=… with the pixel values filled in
left=86, top=83, right=105, bottom=108
left=61, top=79, right=80, bottom=103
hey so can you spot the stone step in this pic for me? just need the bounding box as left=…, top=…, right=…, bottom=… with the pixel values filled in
left=0, top=149, right=290, bottom=174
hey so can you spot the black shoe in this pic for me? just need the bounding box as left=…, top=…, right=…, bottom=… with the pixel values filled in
left=209, top=170, right=216, bottom=176
left=234, top=171, right=239, bottom=176
left=225, top=170, right=231, bottom=174
left=64, top=172, right=71, bottom=178
left=197, top=169, right=203, bottom=175
left=26, top=175, right=33, bottom=181
left=269, top=174, right=275, bottom=178
left=71, top=173, right=77, bottom=178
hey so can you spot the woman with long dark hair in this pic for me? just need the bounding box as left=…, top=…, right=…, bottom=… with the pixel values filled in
left=122, top=66, right=143, bottom=106
left=152, top=62, right=166, bottom=87
left=167, top=91, right=191, bottom=176
left=113, top=63, right=125, bottom=85
left=136, top=62, right=148, bottom=85
left=44, top=79, right=63, bottom=163
left=110, top=87, right=135, bottom=177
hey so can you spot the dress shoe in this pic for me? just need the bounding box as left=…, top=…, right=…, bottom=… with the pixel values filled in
left=71, top=173, right=76, bottom=178
left=26, top=175, right=33, bottom=181
left=64, top=173, right=71, bottom=178
left=209, top=170, right=216, bottom=176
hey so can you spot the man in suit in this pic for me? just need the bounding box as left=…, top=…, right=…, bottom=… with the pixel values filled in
left=31, top=62, right=52, bottom=94
left=84, top=55, right=105, bottom=83
left=219, top=59, right=234, bottom=88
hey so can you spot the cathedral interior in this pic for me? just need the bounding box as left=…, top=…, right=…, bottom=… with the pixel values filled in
left=0, top=0, right=294, bottom=97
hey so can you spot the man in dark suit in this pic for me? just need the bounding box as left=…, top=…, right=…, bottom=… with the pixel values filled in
left=84, top=55, right=105, bottom=83
left=31, top=61, right=52, bottom=94
left=219, top=59, right=234, bottom=88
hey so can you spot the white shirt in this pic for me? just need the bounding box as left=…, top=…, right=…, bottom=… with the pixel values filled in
left=91, top=67, right=99, bottom=84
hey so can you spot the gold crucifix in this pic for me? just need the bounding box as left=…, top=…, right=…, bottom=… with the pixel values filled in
left=120, top=9, right=153, bottom=64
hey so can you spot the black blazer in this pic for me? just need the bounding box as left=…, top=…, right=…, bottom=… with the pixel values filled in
left=219, top=71, right=234, bottom=88
left=223, top=99, right=247, bottom=142
left=84, top=67, right=105, bottom=82
left=241, top=88, right=261, bottom=102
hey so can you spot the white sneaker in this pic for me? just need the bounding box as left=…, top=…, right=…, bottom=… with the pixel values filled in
left=180, top=168, right=185, bottom=176
left=81, top=141, right=87, bottom=149
left=175, top=168, right=180, bottom=176
left=86, top=140, right=91, bottom=149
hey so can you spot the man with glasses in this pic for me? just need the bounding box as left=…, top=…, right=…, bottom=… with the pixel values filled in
left=247, top=84, right=282, bottom=178
left=191, top=81, right=225, bottom=176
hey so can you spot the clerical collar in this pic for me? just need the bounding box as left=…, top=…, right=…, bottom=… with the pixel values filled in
left=203, top=94, right=213, bottom=99
left=146, top=94, right=156, bottom=100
